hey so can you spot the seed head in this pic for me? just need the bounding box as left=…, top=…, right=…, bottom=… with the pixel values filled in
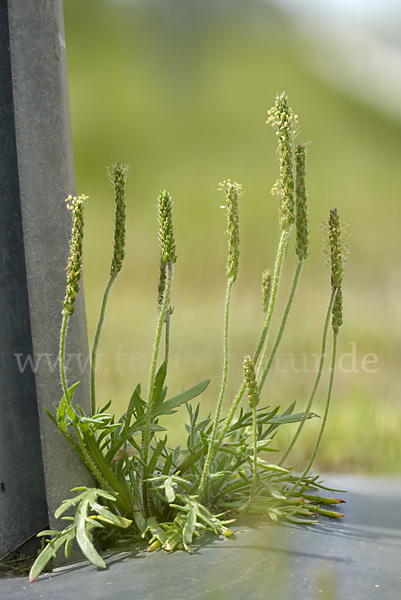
left=332, top=286, right=343, bottom=333
left=157, top=258, right=167, bottom=310
left=267, top=92, right=298, bottom=229
left=219, top=180, right=242, bottom=282
left=243, top=355, right=260, bottom=408
left=107, top=163, right=129, bottom=277
left=157, top=191, right=177, bottom=264
left=321, top=209, right=350, bottom=288
left=63, top=194, right=88, bottom=315
left=295, top=143, right=309, bottom=259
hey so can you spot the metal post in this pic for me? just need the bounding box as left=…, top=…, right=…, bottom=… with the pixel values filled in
left=0, top=0, right=92, bottom=559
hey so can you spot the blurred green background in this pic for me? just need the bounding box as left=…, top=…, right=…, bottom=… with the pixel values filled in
left=63, top=0, right=401, bottom=474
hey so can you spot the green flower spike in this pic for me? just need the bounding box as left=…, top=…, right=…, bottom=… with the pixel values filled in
left=332, top=286, right=343, bottom=333
left=219, top=180, right=242, bottom=282
left=157, top=190, right=177, bottom=265
left=243, top=355, right=260, bottom=408
left=90, top=165, right=129, bottom=414
left=261, top=269, right=272, bottom=313
left=267, top=92, right=298, bottom=230
left=244, top=355, right=260, bottom=508
left=157, top=258, right=168, bottom=310
left=63, top=194, right=88, bottom=316
left=328, top=208, right=343, bottom=288
left=321, top=207, right=350, bottom=290
left=107, top=163, right=129, bottom=277
left=295, top=143, right=309, bottom=259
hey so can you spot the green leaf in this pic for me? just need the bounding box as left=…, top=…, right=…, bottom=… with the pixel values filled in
left=182, top=503, right=197, bottom=547
left=143, top=517, right=169, bottom=546
left=75, top=498, right=106, bottom=569
left=269, top=411, right=317, bottom=424
left=152, top=379, right=210, bottom=418
left=148, top=437, right=167, bottom=476
left=165, top=476, right=176, bottom=503
left=55, top=492, right=85, bottom=519
left=90, top=502, right=132, bottom=529
left=152, top=361, right=167, bottom=405
left=256, top=458, right=289, bottom=472
left=61, top=382, right=80, bottom=407
left=105, top=386, right=146, bottom=461
left=44, top=407, right=58, bottom=428
left=29, top=526, right=75, bottom=582
left=162, top=451, right=174, bottom=475
left=66, top=404, right=78, bottom=423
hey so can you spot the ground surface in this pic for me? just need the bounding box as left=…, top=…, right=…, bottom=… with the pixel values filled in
left=1, top=475, right=400, bottom=600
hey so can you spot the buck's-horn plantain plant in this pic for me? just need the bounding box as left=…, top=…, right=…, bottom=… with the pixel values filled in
left=30, top=95, right=348, bottom=582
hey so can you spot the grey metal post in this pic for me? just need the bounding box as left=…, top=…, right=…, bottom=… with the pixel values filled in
left=0, top=0, right=92, bottom=559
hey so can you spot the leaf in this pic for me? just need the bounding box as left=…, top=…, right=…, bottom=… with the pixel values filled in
left=29, top=526, right=75, bottom=582
left=152, top=361, right=167, bottom=405
left=182, top=503, right=197, bottom=547
left=256, top=458, right=289, bottom=472
left=90, top=502, right=133, bottom=529
left=56, top=397, right=67, bottom=421
left=98, top=399, right=112, bottom=413
left=66, top=404, right=78, bottom=423
left=60, top=382, right=80, bottom=407
left=148, top=437, right=167, bottom=476
left=165, top=477, right=176, bottom=503
left=152, top=379, right=210, bottom=417
left=105, top=386, right=146, bottom=461
left=162, top=451, right=174, bottom=476
left=55, top=491, right=86, bottom=519
left=143, top=517, right=169, bottom=547
left=269, top=411, right=317, bottom=425
left=44, top=407, right=59, bottom=427
left=75, top=498, right=106, bottom=569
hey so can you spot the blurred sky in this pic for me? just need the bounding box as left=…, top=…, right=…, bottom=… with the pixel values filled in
left=268, top=0, right=401, bottom=120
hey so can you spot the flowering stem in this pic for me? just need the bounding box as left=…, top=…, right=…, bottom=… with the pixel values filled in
left=248, top=405, right=258, bottom=507
left=254, top=227, right=291, bottom=369
left=142, top=261, right=173, bottom=513
left=198, top=277, right=234, bottom=497
left=214, top=226, right=291, bottom=453
left=59, top=311, right=70, bottom=402
left=257, top=256, right=304, bottom=389
left=295, top=325, right=339, bottom=487
left=91, top=273, right=118, bottom=414
left=164, top=308, right=172, bottom=370
left=91, top=164, right=128, bottom=414
left=279, top=287, right=335, bottom=466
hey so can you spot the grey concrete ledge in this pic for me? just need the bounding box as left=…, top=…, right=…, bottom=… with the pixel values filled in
left=2, top=475, right=401, bottom=600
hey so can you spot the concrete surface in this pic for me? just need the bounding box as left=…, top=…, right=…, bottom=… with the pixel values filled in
left=2, top=475, right=400, bottom=600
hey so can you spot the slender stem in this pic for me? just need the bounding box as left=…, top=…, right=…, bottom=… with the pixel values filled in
left=214, top=226, right=292, bottom=451
left=254, top=228, right=291, bottom=369
left=164, top=309, right=171, bottom=370
left=141, top=262, right=173, bottom=512
left=91, top=273, right=118, bottom=414
left=294, top=326, right=339, bottom=487
left=196, top=228, right=292, bottom=496
left=59, top=311, right=70, bottom=401
left=197, top=277, right=234, bottom=497
left=279, top=288, right=335, bottom=466
left=257, top=257, right=303, bottom=389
